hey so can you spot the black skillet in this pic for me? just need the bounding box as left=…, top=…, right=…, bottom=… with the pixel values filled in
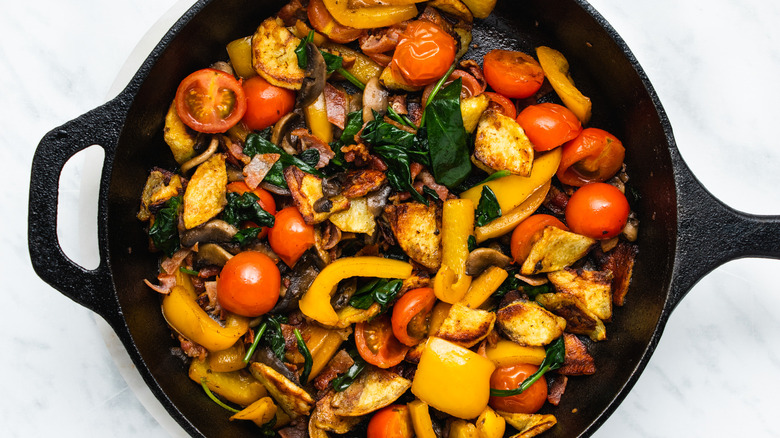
left=28, top=0, right=780, bottom=436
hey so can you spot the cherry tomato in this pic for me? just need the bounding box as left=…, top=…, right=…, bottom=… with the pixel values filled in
left=565, top=182, right=629, bottom=240
left=557, top=128, right=625, bottom=186
left=241, top=75, right=295, bottom=131
left=175, top=68, right=247, bottom=133
left=484, top=91, right=517, bottom=118
left=390, top=20, right=457, bottom=87
left=391, top=287, right=436, bottom=346
left=510, top=214, right=569, bottom=264
left=367, top=405, right=414, bottom=438
left=483, top=50, right=544, bottom=99
left=422, top=69, right=484, bottom=106
left=308, top=0, right=363, bottom=43
left=267, top=207, right=315, bottom=267
left=489, top=363, right=548, bottom=414
left=217, top=251, right=280, bottom=317
left=355, top=314, right=409, bottom=368
left=517, top=103, right=582, bottom=152
left=226, top=181, right=277, bottom=239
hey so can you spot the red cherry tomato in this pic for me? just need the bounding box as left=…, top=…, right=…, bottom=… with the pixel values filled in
left=517, top=103, right=582, bottom=152
left=175, top=68, right=246, bottom=133
left=484, top=92, right=517, bottom=118
left=510, top=214, right=569, bottom=264
left=557, top=128, right=625, bottom=186
left=216, top=251, right=280, bottom=317
left=226, top=181, right=277, bottom=239
left=489, top=363, right=548, bottom=414
left=241, top=75, right=295, bottom=131
left=391, top=287, right=436, bottom=346
left=308, top=0, right=363, bottom=43
left=483, top=50, right=544, bottom=99
left=565, top=182, right=629, bottom=240
left=267, top=206, right=315, bottom=268
left=367, top=405, right=414, bottom=438
left=355, top=314, right=410, bottom=368
left=390, top=20, right=457, bottom=87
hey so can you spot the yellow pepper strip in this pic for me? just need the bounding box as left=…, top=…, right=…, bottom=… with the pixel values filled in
left=484, top=339, right=546, bottom=367
left=461, top=148, right=561, bottom=215
left=322, top=0, right=418, bottom=29
left=230, top=396, right=278, bottom=426
left=304, top=92, right=333, bottom=143
left=162, top=286, right=249, bottom=352
left=536, top=46, right=592, bottom=124
left=301, top=325, right=349, bottom=382
left=209, top=341, right=247, bottom=372
left=299, top=256, right=413, bottom=326
left=460, top=266, right=508, bottom=309
left=427, top=301, right=452, bottom=336
left=226, top=36, right=257, bottom=79
left=434, top=199, right=475, bottom=303
left=408, top=399, right=437, bottom=438
left=291, top=20, right=327, bottom=46
left=475, top=406, right=506, bottom=438
left=189, top=359, right=267, bottom=406
left=411, top=337, right=496, bottom=420
left=321, top=42, right=382, bottom=86
left=475, top=180, right=550, bottom=244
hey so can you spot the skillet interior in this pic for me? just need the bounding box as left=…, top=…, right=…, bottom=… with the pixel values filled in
left=106, top=0, right=678, bottom=436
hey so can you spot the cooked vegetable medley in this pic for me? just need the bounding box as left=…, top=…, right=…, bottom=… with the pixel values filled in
left=138, top=0, right=639, bottom=436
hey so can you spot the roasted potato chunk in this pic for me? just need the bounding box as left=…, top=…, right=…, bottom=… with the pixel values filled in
left=249, top=362, right=315, bottom=419
left=311, top=390, right=362, bottom=434
left=434, top=302, right=495, bottom=348
left=520, top=227, right=595, bottom=275
left=497, top=411, right=557, bottom=438
left=329, top=197, right=376, bottom=234
left=163, top=101, right=197, bottom=164
left=535, top=292, right=607, bottom=342
left=474, top=111, right=534, bottom=176
left=380, top=65, right=423, bottom=92
left=138, top=170, right=183, bottom=221
left=496, top=299, right=566, bottom=346
left=182, top=154, right=227, bottom=229
left=385, top=203, right=442, bottom=270
left=284, top=166, right=350, bottom=224
left=548, top=268, right=613, bottom=320
left=331, top=367, right=412, bottom=416
left=252, top=17, right=304, bottom=89
left=340, top=169, right=387, bottom=198
left=460, top=0, right=497, bottom=19
left=461, top=93, right=490, bottom=133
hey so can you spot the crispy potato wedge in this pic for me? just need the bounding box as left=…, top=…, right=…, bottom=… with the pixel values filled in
left=434, top=302, right=495, bottom=348
left=548, top=268, right=612, bottom=320
left=497, top=411, right=557, bottom=438
left=138, top=171, right=183, bottom=221
left=308, top=417, right=331, bottom=438
left=348, top=0, right=425, bottom=7
left=340, top=169, right=387, bottom=198
left=329, top=197, right=376, bottom=234
left=520, top=227, right=595, bottom=275
left=460, top=0, right=497, bottom=19
left=428, top=0, right=473, bottom=23
left=331, top=367, right=412, bottom=416
left=311, top=390, right=362, bottom=434
left=380, top=65, right=423, bottom=92
left=252, top=17, right=304, bottom=89
left=454, top=22, right=473, bottom=60
left=163, top=101, right=197, bottom=164
left=461, top=93, right=490, bottom=134
left=535, top=292, right=606, bottom=342
left=284, top=166, right=350, bottom=224
left=183, top=154, right=227, bottom=229
left=385, top=202, right=442, bottom=270
left=496, top=299, right=566, bottom=347
left=474, top=111, right=534, bottom=176
left=249, top=362, right=315, bottom=419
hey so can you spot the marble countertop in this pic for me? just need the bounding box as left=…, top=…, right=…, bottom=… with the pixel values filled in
left=5, top=0, right=780, bottom=436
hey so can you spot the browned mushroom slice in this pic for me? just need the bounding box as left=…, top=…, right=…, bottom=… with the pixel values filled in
left=249, top=362, right=315, bottom=419
left=384, top=202, right=442, bottom=270
left=496, top=299, right=566, bottom=347
left=520, top=226, right=595, bottom=275
left=193, top=243, right=234, bottom=268
left=497, top=411, right=557, bottom=438
left=284, top=166, right=350, bottom=224
left=310, top=390, right=362, bottom=434
left=297, top=42, right=327, bottom=108
left=330, top=367, right=412, bottom=417
left=547, top=268, right=613, bottom=321
left=465, top=247, right=512, bottom=276
left=434, top=303, right=495, bottom=348
left=535, top=293, right=606, bottom=342
left=180, top=219, right=238, bottom=247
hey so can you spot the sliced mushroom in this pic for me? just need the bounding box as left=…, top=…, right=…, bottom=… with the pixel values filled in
left=465, top=247, right=512, bottom=276
left=180, top=136, right=219, bottom=174
left=193, top=243, right=234, bottom=268
left=271, top=112, right=302, bottom=155
left=297, top=42, right=327, bottom=108
left=271, top=252, right=322, bottom=314
left=366, top=185, right=392, bottom=217
left=180, top=219, right=238, bottom=247
left=362, top=77, right=389, bottom=122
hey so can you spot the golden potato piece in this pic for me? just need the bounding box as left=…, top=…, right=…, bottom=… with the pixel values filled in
left=385, top=203, right=442, bottom=270
left=520, top=226, right=595, bottom=275
left=535, top=292, right=606, bottom=342
left=284, top=166, right=350, bottom=225
left=474, top=111, right=534, bottom=176
left=329, top=197, right=376, bottom=235
left=428, top=0, right=474, bottom=23
left=380, top=65, right=423, bottom=92
left=460, top=0, right=497, bottom=19
left=249, top=362, right=314, bottom=419
left=163, top=101, right=197, bottom=164
left=138, top=171, right=183, bottom=221
left=548, top=268, right=613, bottom=320
left=311, top=390, right=362, bottom=434
left=497, top=411, right=557, bottom=438
left=252, top=17, right=304, bottom=90
left=434, top=302, right=495, bottom=348
left=331, top=367, right=412, bottom=416
left=183, top=154, right=227, bottom=229
left=461, top=93, right=490, bottom=134
left=496, top=299, right=566, bottom=347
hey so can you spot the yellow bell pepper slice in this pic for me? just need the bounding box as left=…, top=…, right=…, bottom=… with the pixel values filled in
left=474, top=180, right=550, bottom=243
left=476, top=406, right=506, bottom=438
left=304, top=92, right=333, bottom=144
left=484, top=339, right=546, bottom=367
left=460, top=266, right=508, bottom=309
left=162, top=286, right=249, bottom=352
left=299, top=256, right=413, bottom=326
left=434, top=199, right=475, bottom=303
left=226, top=36, right=257, bottom=79
left=230, top=396, right=277, bottom=426
left=323, top=0, right=418, bottom=29
left=427, top=301, right=452, bottom=336
left=300, top=325, right=349, bottom=382
left=321, top=42, right=383, bottom=86
left=209, top=341, right=247, bottom=372
left=408, top=399, right=437, bottom=438
left=411, top=337, right=496, bottom=420
left=461, top=148, right=561, bottom=215
left=536, top=46, right=592, bottom=124
left=451, top=420, right=479, bottom=437
left=189, top=359, right=267, bottom=406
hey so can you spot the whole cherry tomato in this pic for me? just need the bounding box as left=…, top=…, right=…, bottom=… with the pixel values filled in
left=510, top=214, right=569, bottom=264
left=367, top=405, right=414, bottom=438
left=489, top=363, right=548, bottom=414
left=483, top=50, right=544, bottom=99
left=308, top=0, right=363, bottom=43
left=217, top=251, right=280, bottom=317
left=175, top=68, right=246, bottom=133
left=391, top=287, right=437, bottom=346
left=484, top=91, right=517, bottom=118
left=557, top=128, right=625, bottom=186
left=241, top=75, right=295, bottom=131
left=517, top=103, right=582, bottom=151
left=267, top=206, right=315, bottom=267
left=226, top=181, right=277, bottom=239
left=355, top=314, right=409, bottom=368
left=390, top=20, right=456, bottom=87
left=565, top=182, right=629, bottom=240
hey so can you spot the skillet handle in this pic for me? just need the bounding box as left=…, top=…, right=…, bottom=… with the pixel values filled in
left=28, top=94, right=130, bottom=328
left=669, top=159, right=780, bottom=307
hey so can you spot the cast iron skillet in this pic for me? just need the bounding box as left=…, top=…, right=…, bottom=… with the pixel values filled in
left=28, top=0, right=780, bottom=436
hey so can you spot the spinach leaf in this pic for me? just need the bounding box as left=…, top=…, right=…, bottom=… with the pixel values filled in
left=299, top=148, right=321, bottom=168
left=425, top=79, right=471, bottom=187
left=262, top=315, right=288, bottom=361
left=332, top=349, right=367, bottom=392
left=223, top=191, right=275, bottom=228
left=232, top=227, right=262, bottom=246
left=524, top=283, right=552, bottom=299
left=373, top=144, right=428, bottom=205
left=493, top=268, right=522, bottom=299
left=295, top=31, right=315, bottom=68
left=480, top=170, right=511, bottom=184
left=489, top=336, right=566, bottom=397
left=294, top=328, right=313, bottom=383
left=179, top=266, right=199, bottom=276
left=340, top=111, right=364, bottom=144
left=475, top=185, right=501, bottom=227
left=243, top=133, right=323, bottom=188
left=467, top=235, right=477, bottom=253
left=349, top=278, right=403, bottom=311
left=321, top=51, right=343, bottom=74
left=362, top=112, right=421, bottom=151
left=148, top=196, right=182, bottom=257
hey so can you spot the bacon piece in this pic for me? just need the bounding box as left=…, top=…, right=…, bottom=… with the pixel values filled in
left=543, top=185, right=569, bottom=216
left=341, top=142, right=371, bottom=164
left=389, top=94, right=408, bottom=115
left=243, top=153, right=280, bottom=189
left=161, top=247, right=192, bottom=275
left=341, top=169, right=388, bottom=198
left=547, top=374, right=568, bottom=406
left=203, top=281, right=219, bottom=311
left=593, top=241, right=638, bottom=306
left=414, top=169, right=449, bottom=202
left=359, top=23, right=407, bottom=66
left=223, top=136, right=251, bottom=167
left=292, top=128, right=335, bottom=168
left=277, top=0, right=305, bottom=26
left=144, top=274, right=176, bottom=295
left=459, top=59, right=487, bottom=94
left=178, top=335, right=207, bottom=361
left=368, top=154, right=388, bottom=172
left=324, top=83, right=348, bottom=130
left=313, top=349, right=355, bottom=391
left=557, top=333, right=596, bottom=376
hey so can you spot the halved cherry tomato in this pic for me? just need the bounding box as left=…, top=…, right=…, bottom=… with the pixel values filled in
left=484, top=91, right=517, bottom=118
left=241, top=75, right=295, bottom=131
left=390, top=20, right=456, bottom=87
left=308, top=0, right=364, bottom=44
left=391, top=287, right=436, bottom=346
left=483, top=50, right=544, bottom=99
left=367, top=404, right=414, bottom=438
left=422, top=69, right=484, bottom=105
left=226, top=181, right=277, bottom=239
left=217, top=251, right=280, bottom=317
left=557, top=127, right=625, bottom=186
left=510, top=214, right=569, bottom=264
left=175, top=68, right=246, bottom=133
left=489, top=363, right=548, bottom=414
left=565, top=182, right=629, bottom=240
left=267, top=206, right=315, bottom=267
left=355, top=314, right=410, bottom=368
left=517, top=103, right=582, bottom=152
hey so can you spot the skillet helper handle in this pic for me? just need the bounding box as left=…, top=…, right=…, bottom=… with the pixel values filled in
left=28, top=95, right=129, bottom=326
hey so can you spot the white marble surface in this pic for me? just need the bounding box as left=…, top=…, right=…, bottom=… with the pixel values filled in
left=6, top=0, right=780, bottom=437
